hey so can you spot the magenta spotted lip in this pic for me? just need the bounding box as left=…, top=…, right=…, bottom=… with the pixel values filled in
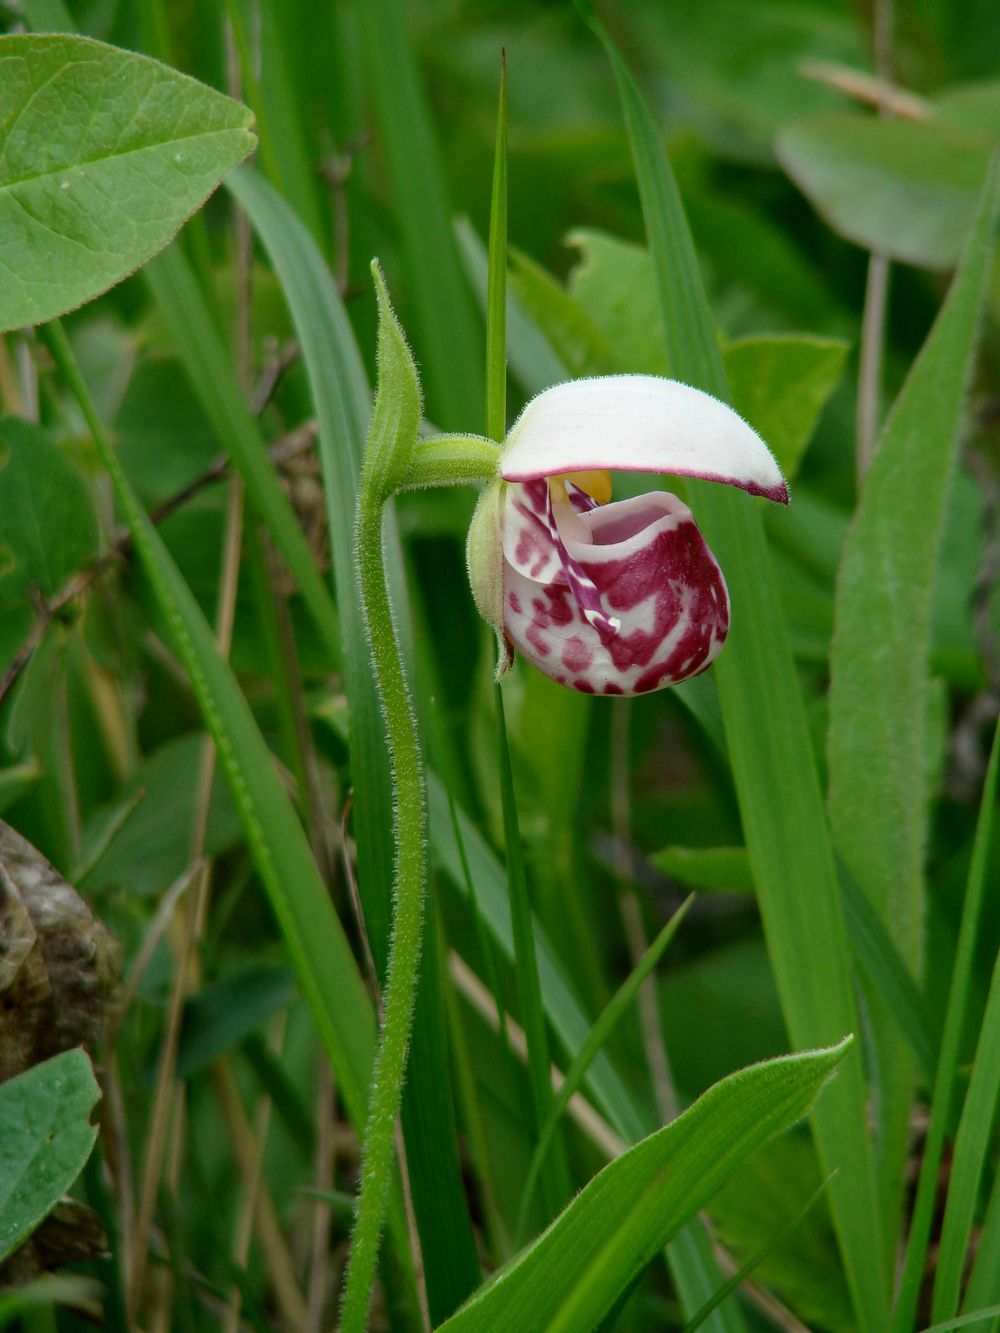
left=465, top=374, right=788, bottom=697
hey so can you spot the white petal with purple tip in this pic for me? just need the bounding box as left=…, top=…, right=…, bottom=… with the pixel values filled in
left=500, top=375, right=788, bottom=503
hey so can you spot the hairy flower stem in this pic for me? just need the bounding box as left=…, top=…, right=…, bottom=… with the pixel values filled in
left=340, top=493, right=428, bottom=1333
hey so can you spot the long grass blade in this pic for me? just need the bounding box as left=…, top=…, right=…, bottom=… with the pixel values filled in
left=226, top=166, right=481, bottom=1319
left=354, top=0, right=483, bottom=429
left=494, top=683, right=572, bottom=1218
left=930, top=718, right=1000, bottom=1320
left=580, top=6, right=885, bottom=1326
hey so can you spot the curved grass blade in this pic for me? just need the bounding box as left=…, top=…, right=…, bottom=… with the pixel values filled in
left=439, top=1041, right=851, bottom=1333
left=579, top=5, right=885, bottom=1325
left=225, top=166, right=481, bottom=1319
left=514, top=895, right=695, bottom=1248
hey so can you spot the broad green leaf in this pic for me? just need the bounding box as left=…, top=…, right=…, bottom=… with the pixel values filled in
left=439, top=1041, right=851, bottom=1333
left=723, top=334, right=849, bottom=482
left=830, top=156, right=999, bottom=957
left=566, top=228, right=666, bottom=375
left=583, top=7, right=886, bottom=1325
left=0, top=34, right=255, bottom=330
left=509, top=244, right=614, bottom=378
left=776, top=113, right=991, bottom=269
left=0, top=1049, right=100, bottom=1262
left=226, top=166, right=481, bottom=1320
left=828, top=159, right=1000, bottom=1307
left=0, top=418, right=98, bottom=611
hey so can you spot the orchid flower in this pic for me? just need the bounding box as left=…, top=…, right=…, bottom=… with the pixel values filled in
left=466, top=375, right=788, bottom=696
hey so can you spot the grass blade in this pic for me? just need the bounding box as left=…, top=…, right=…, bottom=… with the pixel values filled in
left=580, top=6, right=885, bottom=1326
left=494, top=683, right=572, bottom=1219
left=355, top=0, right=483, bottom=429
left=514, top=895, right=695, bottom=1247
left=225, top=166, right=481, bottom=1319
left=931, top=717, right=1000, bottom=1320
left=680, top=1174, right=834, bottom=1333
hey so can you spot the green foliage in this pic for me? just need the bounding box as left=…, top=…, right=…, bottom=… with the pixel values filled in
left=1, top=5, right=998, bottom=1330
left=0, top=35, right=254, bottom=330
left=0, top=1050, right=100, bottom=1263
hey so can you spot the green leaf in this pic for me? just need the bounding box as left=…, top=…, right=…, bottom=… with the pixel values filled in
left=582, top=7, right=887, bottom=1325
left=361, top=261, right=422, bottom=503
left=439, top=1041, right=851, bottom=1333
left=0, top=417, right=98, bottom=612
left=0, top=34, right=255, bottom=330
left=565, top=228, right=666, bottom=375
left=723, top=334, right=849, bottom=482
left=776, top=113, right=991, bottom=269
left=0, top=1049, right=100, bottom=1262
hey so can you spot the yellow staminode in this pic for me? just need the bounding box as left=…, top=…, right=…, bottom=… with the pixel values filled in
left=551, top=469, right=613, bottom=505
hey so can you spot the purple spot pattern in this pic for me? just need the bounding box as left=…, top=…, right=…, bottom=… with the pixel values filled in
left=501, top=481, right=730, bottom=696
